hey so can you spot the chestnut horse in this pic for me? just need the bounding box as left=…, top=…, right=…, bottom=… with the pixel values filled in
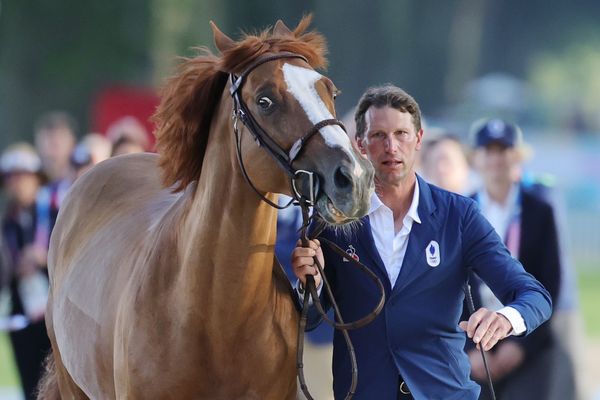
left=39, top=17, right=373, bottom=400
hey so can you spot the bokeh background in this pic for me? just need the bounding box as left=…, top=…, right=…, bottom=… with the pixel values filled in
left=1, top=0, right=599, bottom=399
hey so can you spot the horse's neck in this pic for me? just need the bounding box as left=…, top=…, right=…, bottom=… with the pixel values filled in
left=177, top=103, right=280, bottom=322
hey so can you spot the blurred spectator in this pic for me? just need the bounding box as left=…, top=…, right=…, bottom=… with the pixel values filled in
left=81, top=133, right=112, bottom=165
left=106, top=116, right=150, bottom=153
left=468, top=118, right=575, bottom=400
left=520, top=172, right=587, bottom=400
left=419, top=131, right=472, bottom=194
left=0, top=143, right=51, bottom=400
left=34, top=111, right=77, bottom=183
left=70, top=134, right=112, bottom=178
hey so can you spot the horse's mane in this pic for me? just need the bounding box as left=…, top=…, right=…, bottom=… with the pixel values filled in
left=153, top=15, right=328, bottom=191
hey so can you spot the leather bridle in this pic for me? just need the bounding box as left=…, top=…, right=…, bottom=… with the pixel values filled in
left=229, top=52, right=345, bottom=209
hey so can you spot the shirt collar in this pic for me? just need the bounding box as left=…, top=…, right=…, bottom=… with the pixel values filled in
left=369, top=178, right=421, bottom=224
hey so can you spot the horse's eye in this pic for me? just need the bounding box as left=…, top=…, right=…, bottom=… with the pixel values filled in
left=333, top=90, right=341, bottom=101
left=257, top=96, right=273, bottom=110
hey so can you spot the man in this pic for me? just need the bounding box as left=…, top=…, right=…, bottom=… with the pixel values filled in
left=468, top=119, right=574, bottom=400
left=292, top=85, right=552, bottom=399
left=33, top=112, right=77, bottom=250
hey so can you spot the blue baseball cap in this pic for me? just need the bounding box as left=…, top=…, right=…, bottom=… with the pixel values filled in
left=472, top=118, right=522, bottom=148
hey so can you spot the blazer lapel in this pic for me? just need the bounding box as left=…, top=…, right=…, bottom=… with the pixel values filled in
left=391, top=176, right=442, bottom=296
left=357, top=216, right=391, bottom=290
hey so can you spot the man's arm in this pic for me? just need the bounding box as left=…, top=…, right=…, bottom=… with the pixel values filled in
left=460, top=201, right=552, bottom=344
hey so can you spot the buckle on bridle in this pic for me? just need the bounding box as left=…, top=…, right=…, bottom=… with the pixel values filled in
left=292, top=169, right=316, bottom=206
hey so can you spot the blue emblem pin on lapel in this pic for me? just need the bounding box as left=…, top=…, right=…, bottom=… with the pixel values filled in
left=426, top=241, right=440, bottom=267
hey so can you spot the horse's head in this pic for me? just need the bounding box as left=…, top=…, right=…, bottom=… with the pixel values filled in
left=154, top=16, right=373, bottom=225
left=217, top=18, right=374, bottom=224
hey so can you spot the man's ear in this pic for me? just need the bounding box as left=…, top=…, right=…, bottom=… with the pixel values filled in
left=415, top=128, right=424, bottom=150
left=356, top=136, right=367, bottom=155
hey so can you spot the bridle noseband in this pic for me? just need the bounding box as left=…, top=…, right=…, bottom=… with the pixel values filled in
left=229, top=52, right=345, bottom=208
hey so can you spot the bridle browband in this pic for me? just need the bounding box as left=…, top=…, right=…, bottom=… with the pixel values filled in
left=228, top=52, right=386, bottom=400
left=229, top=51, right=345, bottom=209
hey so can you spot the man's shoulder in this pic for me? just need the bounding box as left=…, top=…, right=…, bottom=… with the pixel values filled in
left=424, top=181, right=477, bottom=214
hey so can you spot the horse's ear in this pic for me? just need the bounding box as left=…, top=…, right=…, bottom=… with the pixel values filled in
left=210, top=21, right=235, bottom=53
left=273, top=20, right=293, bottom=37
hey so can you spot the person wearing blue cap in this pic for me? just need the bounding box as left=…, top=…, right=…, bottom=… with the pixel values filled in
left=468, top=118, right=575, bottom=400
left=290, top=86, right=553, bottom=400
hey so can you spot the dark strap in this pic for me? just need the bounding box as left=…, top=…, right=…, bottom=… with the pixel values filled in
left=296, top=203, right=386, bottom=400
left=464, top=274, right=496, bottom=400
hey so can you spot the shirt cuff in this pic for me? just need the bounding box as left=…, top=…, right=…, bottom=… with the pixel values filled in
left=295, top=278, right=323, bottom=305
left=497, top=306, right=526, bottom=336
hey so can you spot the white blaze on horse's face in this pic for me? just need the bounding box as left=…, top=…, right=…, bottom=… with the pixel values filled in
left=282, top=63, right=364, bottom=178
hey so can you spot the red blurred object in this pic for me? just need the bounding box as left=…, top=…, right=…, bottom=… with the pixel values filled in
left=91, top=86, right=160, bottom=150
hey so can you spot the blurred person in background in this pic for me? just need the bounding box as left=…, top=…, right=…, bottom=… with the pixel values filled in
left=34, top=111, right=77, bottom=184
left=80, top=133, right=112, bottom=165
left=419, top=131, right=472, bottom=194
left=0, top=143, right=51, bottom=400
left=106, top=115, right=150, bottom=156
left=70, top=133, right=113, bottom=178
left=33, top=112, right=77, bottom=240
left=468, top=118, right=575, bottom=400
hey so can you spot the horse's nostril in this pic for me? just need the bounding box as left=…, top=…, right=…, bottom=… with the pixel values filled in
left=334, top=166, right=352, bottom=190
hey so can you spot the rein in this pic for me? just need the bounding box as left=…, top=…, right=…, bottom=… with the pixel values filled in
left=464, top=275, right=497, bottom=400
left=228, top=52, right=386, bottom=400
left=295, top=201, right=386, bottom=400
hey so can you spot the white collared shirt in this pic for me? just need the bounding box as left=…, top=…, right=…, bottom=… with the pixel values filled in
left=368, top=180, right=421, bottom=287
left=477, top=184, right=519, bottom=239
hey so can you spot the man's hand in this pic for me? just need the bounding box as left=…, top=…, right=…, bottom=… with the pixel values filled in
left=459, top=307, right=513, bottom=351
left=291, top=239, right=324, bottom=288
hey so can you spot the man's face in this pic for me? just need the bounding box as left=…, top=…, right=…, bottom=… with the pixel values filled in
left=357, top=106, right=423, bottom=187
left=474, top=142, right=520, bottom=186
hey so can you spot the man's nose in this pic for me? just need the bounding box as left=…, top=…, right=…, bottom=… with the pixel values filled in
left=384, top=135, right=397, bottom=152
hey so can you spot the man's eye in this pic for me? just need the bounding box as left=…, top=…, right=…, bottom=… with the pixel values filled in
left=257, top=97, right=273, bottom=110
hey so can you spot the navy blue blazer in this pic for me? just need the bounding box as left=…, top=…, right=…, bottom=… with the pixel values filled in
left=308, top=175, right=552, bottom=400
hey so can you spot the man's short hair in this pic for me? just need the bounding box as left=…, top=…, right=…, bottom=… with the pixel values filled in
left=354, top=85, right=422, bottom=139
